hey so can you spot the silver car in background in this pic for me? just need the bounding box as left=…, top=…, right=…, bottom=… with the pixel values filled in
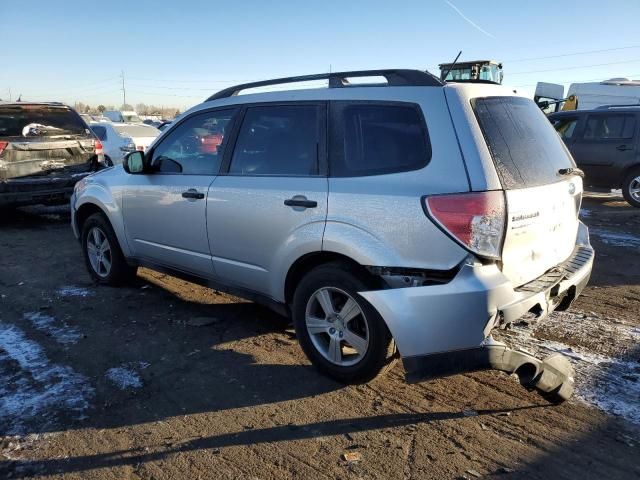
left=71, top=69, right=593, bottom=401
left=89, top=122, right=160, bottom=165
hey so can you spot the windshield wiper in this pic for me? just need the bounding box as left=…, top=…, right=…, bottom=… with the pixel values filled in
left=558, top=167, right=585, bottom=178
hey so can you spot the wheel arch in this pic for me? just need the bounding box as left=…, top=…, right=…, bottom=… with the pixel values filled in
left=283, top=251, right=382, bottom=306
left=74, top=186, right=131, bottom=257
left=621, top=162, right=640, bottom=186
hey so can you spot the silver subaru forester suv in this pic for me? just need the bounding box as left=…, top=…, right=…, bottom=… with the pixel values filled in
left=71, top=69, right=593, bottom=401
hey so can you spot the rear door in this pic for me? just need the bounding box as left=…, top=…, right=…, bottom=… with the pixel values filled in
left=472, top=96, right=581, bottom=287
left=568, top=112, right=637, bottom=186
left=0, top=104, right=97, bottom=180
left=207, top=103, right=328, bottom=297
left=122, top=108, right=237, bottom=277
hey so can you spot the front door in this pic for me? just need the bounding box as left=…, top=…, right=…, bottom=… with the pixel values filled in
left=569, top=113, right=637, bottom=187
left=207, top=103, right=328, bottom=298
left=123, top=108, right=238, bottom=277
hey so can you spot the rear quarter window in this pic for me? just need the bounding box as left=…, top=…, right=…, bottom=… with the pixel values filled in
left=472, top=96, right=574, bottom=189
left=329, top=102, right=430, bottom=177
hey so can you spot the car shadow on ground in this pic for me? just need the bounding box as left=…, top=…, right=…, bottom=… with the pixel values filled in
left=8, top=405, right=550, bottom=477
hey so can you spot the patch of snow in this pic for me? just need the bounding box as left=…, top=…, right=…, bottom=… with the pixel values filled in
left=504, top=311, right=640, bottom=425
left=0, top=323, right=94, bottom=435
left=56, top=286, right=93, bottom=298
left=106, top=365, right=143, bottom=389
left=590, top=228, right=640, bottom=248
left=23, top=312, right=82, bottom=345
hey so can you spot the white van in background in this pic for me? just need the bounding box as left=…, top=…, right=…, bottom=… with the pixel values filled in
left=536, top=78, right=640, bottom=111
left=567, top=78, right=640, bottom=110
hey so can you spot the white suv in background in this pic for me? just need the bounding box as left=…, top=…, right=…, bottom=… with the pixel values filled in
left=71, top=69, right=593, bottom=402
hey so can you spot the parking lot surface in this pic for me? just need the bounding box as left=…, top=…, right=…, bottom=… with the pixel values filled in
left=1, top=193, right=639, bottom=479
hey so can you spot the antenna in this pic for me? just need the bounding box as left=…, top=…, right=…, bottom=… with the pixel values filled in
left=442, top=51, right=462, bottom=82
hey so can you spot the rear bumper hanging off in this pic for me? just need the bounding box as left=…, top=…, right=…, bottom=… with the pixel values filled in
left=359, top=222, right=592, bottom=400
left=403, top=338, right=575, bottom=401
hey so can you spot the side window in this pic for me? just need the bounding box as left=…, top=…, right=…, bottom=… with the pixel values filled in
left=151, top=109, right=236, bottom=175
left=229, top=105, right=321, bottom=176
left=330, top=102, right=430, bottom=177
left=552, top=117, right=578, bottom=140
left=90, top=126, right=107, bottom=141
left=583, top=114, right=636, bottom=140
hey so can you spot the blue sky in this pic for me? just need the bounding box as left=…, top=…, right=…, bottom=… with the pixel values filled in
left=2, top=0, right=639, bottom=109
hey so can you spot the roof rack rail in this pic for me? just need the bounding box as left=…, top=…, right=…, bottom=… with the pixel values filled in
left=206, top=69, right=443, bottom=101
left=595, top=103, right=640, bottom=109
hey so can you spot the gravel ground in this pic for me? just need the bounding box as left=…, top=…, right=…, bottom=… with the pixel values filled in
left=0, top=193, right=639, bottom=479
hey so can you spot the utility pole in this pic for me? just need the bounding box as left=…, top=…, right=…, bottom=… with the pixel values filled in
left=121, top=70, right=126, bottom=108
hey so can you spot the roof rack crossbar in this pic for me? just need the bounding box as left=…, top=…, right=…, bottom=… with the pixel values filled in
left=206, top=69, right=443, bottom=101
left=595, top=103, right=640, bottom=109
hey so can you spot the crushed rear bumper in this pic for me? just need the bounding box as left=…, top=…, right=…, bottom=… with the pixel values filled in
left=0, top=172, right=92, bottom=207
left=359, top=222, right=593, bottom=399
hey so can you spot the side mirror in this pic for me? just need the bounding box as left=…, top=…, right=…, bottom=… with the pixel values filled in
left=123, top=151, right=145, bottom=174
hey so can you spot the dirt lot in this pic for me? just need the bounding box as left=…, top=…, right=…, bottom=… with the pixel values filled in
left=1, top=194, right=639, bottom=480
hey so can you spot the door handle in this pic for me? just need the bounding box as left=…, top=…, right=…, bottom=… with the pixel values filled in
left=182, top=189, right=205, bottom=200
left=616, top=144, right=633, bottom=151
left=284, top=197, right=318, bottom=208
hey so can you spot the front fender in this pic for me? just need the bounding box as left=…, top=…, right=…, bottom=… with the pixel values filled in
left=73, top=179, right=131, bottom=257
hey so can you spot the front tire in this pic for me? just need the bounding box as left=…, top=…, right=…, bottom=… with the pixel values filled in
left=292, top=263, right=397, bottom=383
left=622, top=167, right=640, bottom=208
left=81, top=212, right=137, bottom=285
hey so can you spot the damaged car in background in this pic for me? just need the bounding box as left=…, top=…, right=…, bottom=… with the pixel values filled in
left=0, top=102, right=106, bottom=208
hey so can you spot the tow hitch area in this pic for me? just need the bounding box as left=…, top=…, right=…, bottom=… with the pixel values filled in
left=404, top=338, right=575, bottom=402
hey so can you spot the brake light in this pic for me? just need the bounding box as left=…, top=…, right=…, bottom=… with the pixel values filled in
left=94, top=139, right=104, bottom=155
left=0, top=141, right=8, bottom=156
left=424, top=191, right=506, bottom=260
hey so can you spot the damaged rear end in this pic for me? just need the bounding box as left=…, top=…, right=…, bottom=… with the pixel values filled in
left=0, top=103, right=104, bottom=207
left=360, top=84, right=593, bottom=401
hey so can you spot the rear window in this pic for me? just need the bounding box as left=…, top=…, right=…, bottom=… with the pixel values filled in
left=583, top=114, right=636, bottom=140
left=330, top=102, right=430, bottom=177
left=113, top=124, right=160, bottom=137
left=0, top=105, right=88, bottom=137
left=472, top=96, right=574, bottom=189
left=90, top=126, right=107, bottom=141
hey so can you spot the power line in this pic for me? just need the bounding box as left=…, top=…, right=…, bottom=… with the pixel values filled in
left=505, top=45, right=640, bottom=63
left=510, top=58, right=640, bottom=75
left=127, top=76, right=255, bottom=84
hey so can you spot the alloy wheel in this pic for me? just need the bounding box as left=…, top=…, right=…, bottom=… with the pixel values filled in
left=305, top=287, right=370, bottom=367
left=86, top=227, right=112, bottom=278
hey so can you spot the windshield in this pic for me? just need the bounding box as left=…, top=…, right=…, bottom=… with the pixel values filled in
left=0, top=105, right=88, bottom=137
left=113, top=124, right=160, bottom=137
left=472, top=96, right=575, bottom=189
left=122, top=114, right=142, bottom=123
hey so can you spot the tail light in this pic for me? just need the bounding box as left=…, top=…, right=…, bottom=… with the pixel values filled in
left=0, top=141, right=8, bottom=156
left=94, top=139, right=104, bottom=155
left=424, top=191, right=506, bottom=260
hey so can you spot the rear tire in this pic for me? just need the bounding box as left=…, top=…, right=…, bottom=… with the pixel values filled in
left=81, top=212, right=137, bottom=285
left=622, top=167, right=640, bottom=208
left=292, top=262, right=397, bottom=383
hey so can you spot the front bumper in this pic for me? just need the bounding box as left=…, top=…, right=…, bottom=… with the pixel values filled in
left=359, top=222, right=593, bottom=398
